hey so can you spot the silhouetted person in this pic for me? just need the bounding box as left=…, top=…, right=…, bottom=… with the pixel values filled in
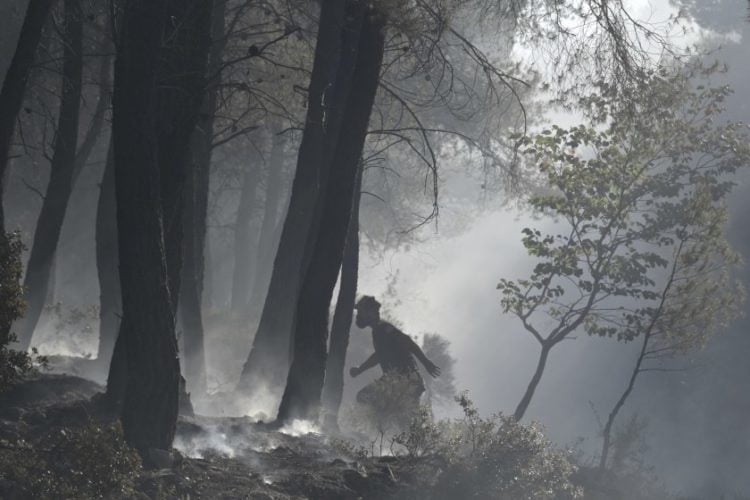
left=350, top=295, right=440, bottom=406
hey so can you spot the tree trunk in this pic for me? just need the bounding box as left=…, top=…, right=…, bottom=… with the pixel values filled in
left=230, top=159, right=261, bottom=313
left=95, top=140, right=120, bottom=363
left=321, top=167, right=362, bottom=430
left=276, top=11, right=384, bottom=424
left=248, top=127, right=286, bottom=314
left=514, top=342, right=552, bottom=421
left=112, top=0, right=176, bottom=452
left=599, top=331, right=651, bottom=469
left=236, top=0, right=366, bottom=401
left=157, top=0, right=212, bottom=315
left=111, top=0, right=210, bottom=454
left=72, top=46, right=112, bottom=185
left=178, top=0, right=226, bottom=396
left=0, top=0, right=56, bottom=235
left=15, top=0, right=83, bottom=351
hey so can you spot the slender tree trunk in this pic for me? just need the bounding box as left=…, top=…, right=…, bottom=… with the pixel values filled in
left=514, top=342, right=551, bottom=421
left=236, top=0, right=366, bottom=400
left=15, top=0, right=83, bottom=351
left=276, top=11, right=384, bottom=424
left=600, top=330, right=657, bottom=468
left=230, top=159, right=261, bottom=312
left=111, top=0, right=210, bottom=454
left=321, top=167, right=362, bottom=430
left=72, top=46, right=112, bottom=185
left=179, top=0, right=226, bottom=396
left=0, top=0, right=56, bottom=235
left=248, top=128, right=286, bottom=313
left=95, top=140, right=119, bottom=363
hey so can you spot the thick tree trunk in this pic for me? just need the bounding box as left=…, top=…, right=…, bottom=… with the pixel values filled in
left=112, top=0, right=176, bottom=452
left=178, top=0, right=226, bottom=395
left=111, top=0, right=210, bottom=454
left=157, top=0, right=212, bottom=315
left=236, top=0, right=366, bottom=400
left=15, top=0, right=83, bottom=351
left=513, top=342, right=551, bottom=421
left=276, top=11, right=384, bottom=424
left=321, top=167, right=362, bottom=430
left=0, top=0, right=56, bottom=235
left=95, top=141, right=120, bottom=363
left=248, top=128, right=286, bottom=313
left=230, top=159, right=261, bottom=313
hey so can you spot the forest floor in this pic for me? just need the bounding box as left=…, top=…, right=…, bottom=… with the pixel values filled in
left=0, top=370, right=439, bottom=499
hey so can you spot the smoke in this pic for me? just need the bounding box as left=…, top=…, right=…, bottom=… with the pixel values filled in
left=1, top=0, right=747, bottom=494
left=173, top=417, right=326, bottom=463
left=174, top=424, right=240, bottom=459
left=278, top=419, right=321, bottom=437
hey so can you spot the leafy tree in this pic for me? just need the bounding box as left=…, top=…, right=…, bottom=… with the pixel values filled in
left=497, top=64, right=750, bottom=421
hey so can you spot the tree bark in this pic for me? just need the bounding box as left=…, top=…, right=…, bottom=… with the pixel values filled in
left=110, top=0, right=210, bottom=454
left=321, top=167, right=362, bottom=430
left=157, top=0, right=212, bottom=315
left=95, top=140, right=120, bottom=363
left=513, top=342, right=551, bottom=421
left=276, top=10, right=384, bottom=424
left=112, top=0, right=176, bottom=452
left=236, top=0, right=366, bottom=401
left=0, top=0, right=56, bottom=235
left=15, top=0, right=84, bottom=351
left=179, top=0, right=226, bottom=395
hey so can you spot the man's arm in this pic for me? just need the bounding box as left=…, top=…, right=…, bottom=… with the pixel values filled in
left=402, top=334, right=441, bottom=378
left=350, top=352, right=378, bottom=378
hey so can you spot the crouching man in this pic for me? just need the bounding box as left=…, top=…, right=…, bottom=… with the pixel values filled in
left=350, top=295, right=440, bottom=407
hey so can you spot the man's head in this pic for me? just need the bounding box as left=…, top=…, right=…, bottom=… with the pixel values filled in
left=355, top=295, right=381, bottom=328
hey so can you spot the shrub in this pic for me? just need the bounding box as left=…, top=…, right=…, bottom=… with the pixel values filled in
left=0, top=231, right=40, bottom=392
left=428, top=394, right=582, bottom=499
left=341, top=371, right=422, bottom=455
left=0, top=421, right=142, bottom=499
left=341, top=388, right=581, bottom=499
left=393, top=405, right=459, bottom=459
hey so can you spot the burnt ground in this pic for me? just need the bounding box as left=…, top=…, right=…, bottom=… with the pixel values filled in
left=0, top=372, right=440, bottom=500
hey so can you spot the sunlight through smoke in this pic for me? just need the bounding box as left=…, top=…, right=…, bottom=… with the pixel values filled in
left=279, top=419, right=320, bottom=437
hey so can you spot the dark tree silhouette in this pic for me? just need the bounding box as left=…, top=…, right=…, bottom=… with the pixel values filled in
left=0, top=0, right=56, bottom=236
left=236, top=0, right=367, bottom=399
left=15, top=0, right=83, bottom=351
left=157, top=1, right=212, bottom=316
left=95, top=142, right=120, bottom=364
left=109, top=0, right=210, bottom=453
left=321, top=166, right=362, bottom=430
left=179, top=0, right=227, bottom=394
left=276, top=7, right=385, bottom=424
